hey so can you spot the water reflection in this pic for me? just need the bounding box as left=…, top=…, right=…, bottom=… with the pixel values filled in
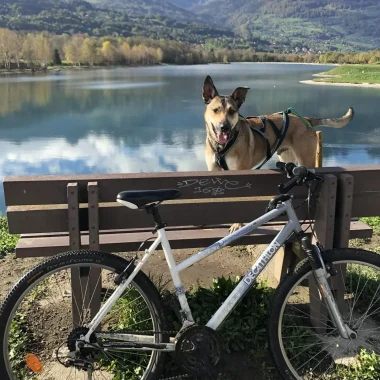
left=1, top=64, right=380, bottom=213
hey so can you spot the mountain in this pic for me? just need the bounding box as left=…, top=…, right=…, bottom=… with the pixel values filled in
left=88, top=0, right=202, bottom=23
left=168, top=0, right=380, bottom=51
left=0, top=0, right=236, bottom=45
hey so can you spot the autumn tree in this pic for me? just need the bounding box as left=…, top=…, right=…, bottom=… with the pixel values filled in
left=119, top=42, right=131, bottom=64
left=64, top=35, right=85, bottom=65
left=101, top=40, right=118, bottom=65
left=33, top=33, right=52, bottom=67
left=81, top=38, right=99, bottom=66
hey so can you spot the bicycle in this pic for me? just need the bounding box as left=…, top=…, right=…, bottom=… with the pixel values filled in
left=1, top=162, right=380, bottom=380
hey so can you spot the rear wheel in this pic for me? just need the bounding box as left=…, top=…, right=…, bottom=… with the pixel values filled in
left=268, top=248, right=380, bottom=379
left=0, top=250, right=168, bottom=380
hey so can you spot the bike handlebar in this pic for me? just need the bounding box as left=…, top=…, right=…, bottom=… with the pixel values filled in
left=276, top=161, right=323, bottom=194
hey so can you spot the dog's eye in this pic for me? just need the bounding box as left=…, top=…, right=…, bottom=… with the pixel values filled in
left=213, top=108, right=219, bottom=113
left=229, top=109, right=236, bottom=115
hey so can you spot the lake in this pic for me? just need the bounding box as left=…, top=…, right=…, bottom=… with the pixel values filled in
left=1, top=63, right=380, bottom=212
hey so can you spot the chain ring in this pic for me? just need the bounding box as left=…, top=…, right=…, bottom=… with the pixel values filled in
left=175, top=325, right=223, bottom=377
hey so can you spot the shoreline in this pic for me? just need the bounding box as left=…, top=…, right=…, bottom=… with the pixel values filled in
left=0, top=61, right=338, bottom=76
left=300, top=79, right=380, bottom=88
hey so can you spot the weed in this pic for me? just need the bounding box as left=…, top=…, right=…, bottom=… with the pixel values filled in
left=361, top=217, right=380, bottom=235
left=0, top=217, right=19, bottom=257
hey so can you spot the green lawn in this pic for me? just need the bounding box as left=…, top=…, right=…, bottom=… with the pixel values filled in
left=314, top=64, right=380, bottom=84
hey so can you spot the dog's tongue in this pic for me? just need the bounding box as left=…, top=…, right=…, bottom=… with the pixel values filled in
left=217, top=132, right=229, bottom=145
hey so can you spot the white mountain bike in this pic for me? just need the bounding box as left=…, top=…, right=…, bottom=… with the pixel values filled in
left=1, top=162, right=380, bottom=380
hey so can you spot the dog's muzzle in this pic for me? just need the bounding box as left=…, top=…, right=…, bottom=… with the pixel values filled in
left=217, top=122, right=231, bottom=145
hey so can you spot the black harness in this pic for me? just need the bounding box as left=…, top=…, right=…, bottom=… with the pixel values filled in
left=210, top=111, right=290, bottom=171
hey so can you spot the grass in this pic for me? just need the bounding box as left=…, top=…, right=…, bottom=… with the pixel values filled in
left=1, top=214, right=380, bottom=378
left=0, top=217, right=19, bottom=258
left=314, top=64, right=380, bottom=84
left=361, top=216, right=380, bottom=235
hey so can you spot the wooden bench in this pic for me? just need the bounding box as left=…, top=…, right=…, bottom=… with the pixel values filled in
left=4, top=167, right=374, bottom=262
left=4, top=166, right=376, bottom=325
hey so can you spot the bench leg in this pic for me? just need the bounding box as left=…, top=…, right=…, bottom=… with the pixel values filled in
left=269, top=243, right=295, bottom=287
left=71, top=267, right=101, bottom=327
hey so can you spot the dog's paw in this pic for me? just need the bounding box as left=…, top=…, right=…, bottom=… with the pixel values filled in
left=229, top=223, right=244, bottom=234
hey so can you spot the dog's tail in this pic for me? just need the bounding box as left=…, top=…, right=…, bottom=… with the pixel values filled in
left=307, top=107, right=354, bottom=128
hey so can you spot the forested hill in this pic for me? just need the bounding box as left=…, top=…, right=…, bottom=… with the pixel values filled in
left=1, top=0, right=380, bottom=51
left=88, top=0, right=202, bottom=22
left=0, top=0, right=237, bottom=46
left=169, top=0, right=380, bottom=51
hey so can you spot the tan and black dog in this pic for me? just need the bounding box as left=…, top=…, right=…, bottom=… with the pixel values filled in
left=202, top=75, right=354, bottom=232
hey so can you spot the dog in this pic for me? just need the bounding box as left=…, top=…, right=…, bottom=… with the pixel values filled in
left=202, top=75, right=354, bottom=232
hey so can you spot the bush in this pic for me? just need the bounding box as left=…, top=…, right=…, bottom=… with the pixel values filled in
left=184, top=276, right=274, bottom=352
left=0, top=217, right=19, bottom=257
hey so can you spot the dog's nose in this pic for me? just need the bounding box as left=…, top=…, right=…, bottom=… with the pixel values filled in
left=220, top=122, right=230, bottom=132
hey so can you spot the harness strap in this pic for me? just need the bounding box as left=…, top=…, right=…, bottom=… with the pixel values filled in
left=213, top=107, right=306, bottom=170
left=209, top=128, right=239, bottom=171
left=250, top=125, right=271, bottom=165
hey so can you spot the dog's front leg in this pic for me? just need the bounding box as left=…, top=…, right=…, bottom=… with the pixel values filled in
left=205, top=153, right=223, bottom=172
left=206, top=153, right=244, bottom=234
left=229, top=223, right=244, bottom=233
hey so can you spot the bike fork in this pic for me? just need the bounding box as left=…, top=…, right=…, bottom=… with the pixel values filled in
left=313, top=267, right=356, bottom=339
left=302, top=237, right=357, bottom=340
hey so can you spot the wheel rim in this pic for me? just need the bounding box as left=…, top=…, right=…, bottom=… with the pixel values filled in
left=3, top=262, right=161, bottom=380
left=278, top=260, right=380, bottom=379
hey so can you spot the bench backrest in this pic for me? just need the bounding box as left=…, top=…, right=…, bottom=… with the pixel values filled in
left=4, top=166, right=380, bottom=237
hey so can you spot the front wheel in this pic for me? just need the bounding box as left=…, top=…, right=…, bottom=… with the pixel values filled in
left=268, top=248, right=380, bottom=379
left=0, top=250, right=168, bottom=380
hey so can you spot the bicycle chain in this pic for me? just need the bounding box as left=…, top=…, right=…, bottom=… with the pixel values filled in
left=108, top=329, right=179, bottom=335
left=159, top=374, right=193, bottom=380
left=99, top=330, right=194, bottom=380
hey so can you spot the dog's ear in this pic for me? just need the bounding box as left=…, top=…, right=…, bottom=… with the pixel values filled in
left=202, top=75, right=218, bottom=104
left=231, top=87, right=250, bottom=109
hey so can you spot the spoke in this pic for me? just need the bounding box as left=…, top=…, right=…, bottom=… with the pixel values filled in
left=286, top=304, right=332, bottom=329
left=86, top=270, right=102, bottom=316
left=348, top=266, right=363, bottom=324
left=296, top=336, right=340, bottom=372
left=356, top=282, right=380, bottom=330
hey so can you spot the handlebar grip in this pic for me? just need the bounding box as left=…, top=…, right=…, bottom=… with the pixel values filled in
left=293, top=165, right=308, bottom=178
left=276, top=161, right=286, bottom=170
left=279, top=176, right=299, bottom=194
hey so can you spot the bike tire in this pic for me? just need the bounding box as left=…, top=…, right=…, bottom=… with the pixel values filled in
left=0, top=250, right=169, bottom=380
left=268, top=248, right=380, bottom=380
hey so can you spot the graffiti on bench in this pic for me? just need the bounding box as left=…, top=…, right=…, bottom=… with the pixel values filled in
left=177, top=178, right=252, bottom=196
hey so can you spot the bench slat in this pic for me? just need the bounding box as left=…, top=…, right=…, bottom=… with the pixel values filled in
left=3, top=170, right=292, bottom=205
left=15, top=221, right=372, bottom=258
left=7, top=198, right=311, bottom=234
left=4, top=166, right=380, bottom=206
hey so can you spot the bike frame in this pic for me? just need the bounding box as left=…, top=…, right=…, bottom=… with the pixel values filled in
left=84, top=200, right=303, bottom=346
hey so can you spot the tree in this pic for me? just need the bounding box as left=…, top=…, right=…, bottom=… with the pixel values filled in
left=101, top=41, right=118, bottom=65
left=119, top=42, right=131, bottom=64
left=64, top=35, right=85, bottom=66
left=33, top=33, right=53, bottom=67
left=0, top=28, right=13, bottom=69
left=22, top=34, right=36, bottom=68
left=81, top=38, right=99, bottom=66
left=53, top=48, right=62, bottom=65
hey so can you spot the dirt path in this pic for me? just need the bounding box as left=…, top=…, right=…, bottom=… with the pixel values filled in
left=0, top=244, right=279, bottom=380
left=1, top=237, right=378, bottom=380
left=0, top=244, right=279, bottom=302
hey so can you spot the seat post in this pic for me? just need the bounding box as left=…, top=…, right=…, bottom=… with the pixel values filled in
left=146, top=205, right=167, bottom=230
